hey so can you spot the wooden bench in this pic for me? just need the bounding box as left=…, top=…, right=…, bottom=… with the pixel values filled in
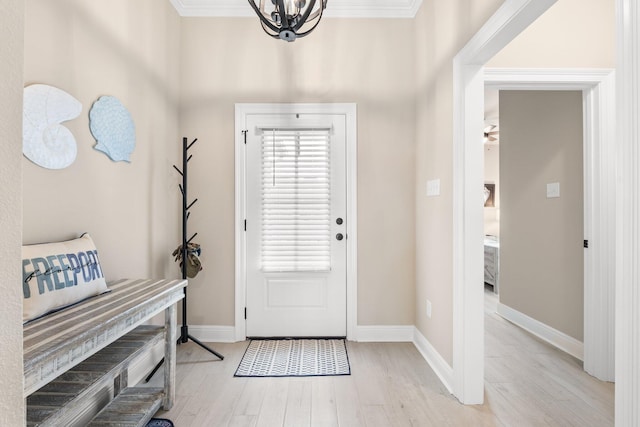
left=24, top=278, right=187, bottom=427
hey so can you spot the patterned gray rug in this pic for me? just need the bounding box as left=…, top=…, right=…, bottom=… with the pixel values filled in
left=234, top=338, right=351, bottom=377
left=146, top=419, right=174, bottom=427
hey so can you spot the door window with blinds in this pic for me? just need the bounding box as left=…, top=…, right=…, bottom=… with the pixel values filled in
left=260, top=127, right=332, bottom=272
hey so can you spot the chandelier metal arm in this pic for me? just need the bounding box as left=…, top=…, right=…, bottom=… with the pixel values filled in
left=260, top=21, right=281, bottom=39
left=292, top=0, right=317, bottom=32
left=247, top=0, right=281, bottom=34
left=295, top=17, right=323, bottom=38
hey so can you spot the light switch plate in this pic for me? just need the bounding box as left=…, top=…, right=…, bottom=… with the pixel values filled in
left=427, top=179, right=440, bottom=197
left=547, top=182, right=560, bottom=198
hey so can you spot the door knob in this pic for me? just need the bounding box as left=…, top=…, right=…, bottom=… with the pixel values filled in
left=336, top=233, right=344, bottom=241
left=336, top=218, right=343, bottom=225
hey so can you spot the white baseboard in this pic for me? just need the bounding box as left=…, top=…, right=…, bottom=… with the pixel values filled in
left=188, top=325, right=238, bottom=343
left=496, top=303, right=584, bottom=361
left=355, top=325, right=415, bottom=342
left=412, top=327, right=453, bottom=393
left=186, top=324, right=414, bottom=343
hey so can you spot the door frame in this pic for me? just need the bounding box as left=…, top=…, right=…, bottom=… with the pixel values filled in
left=234, top=103, right=358, bottom=341
left=452, top=0, right=558, bottom=404
left=484, top=68, right=616, bottom=382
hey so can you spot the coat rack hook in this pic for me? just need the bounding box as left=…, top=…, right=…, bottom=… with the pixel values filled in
left=173, top=165, right=183, bottom=176
left=179, top=184, right=184, bottom=196
left=187, top=138, right=198, bottom=150
left=187, top=232, right=198, bottom=244
left=187, top=154, right=193, bottom=163
left=187, top=198, right=198, bottom=210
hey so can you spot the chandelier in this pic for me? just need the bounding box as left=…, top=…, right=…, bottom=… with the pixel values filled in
left=248, top=0, right=328, bottom=42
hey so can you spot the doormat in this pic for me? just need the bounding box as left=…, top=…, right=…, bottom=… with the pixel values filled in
left=146, top=419, right=174, bottom=427
left=234, top=338, right=351, bottom=377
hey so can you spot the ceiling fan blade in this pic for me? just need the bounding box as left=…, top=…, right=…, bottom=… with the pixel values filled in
left=483, top=123, right=499, bottom=143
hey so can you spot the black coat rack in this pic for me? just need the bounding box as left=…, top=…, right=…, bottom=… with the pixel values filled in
left=146, top=137, right=223, bottom=382
left=174, top=137, right=223, bottom=359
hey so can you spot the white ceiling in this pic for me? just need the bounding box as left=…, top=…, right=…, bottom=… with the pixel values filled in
left=169, top=0, right=423, bottom=18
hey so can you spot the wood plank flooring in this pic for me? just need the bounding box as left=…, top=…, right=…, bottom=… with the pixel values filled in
left=483, top=289, right=614, bottom=426
left=146, top=292, right=614, bottom=426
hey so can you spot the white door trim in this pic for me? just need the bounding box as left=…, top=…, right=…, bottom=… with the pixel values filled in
left=234, top=103, right=358, bottom=341
left=451, top=0, right=558, bottom=404
left=616, top=0, right=640, bottom=424
left=485, top=67, right=616, bottom=382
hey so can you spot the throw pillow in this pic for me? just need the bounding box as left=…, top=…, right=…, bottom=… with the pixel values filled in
left=22, top=233, right=109, bottom=323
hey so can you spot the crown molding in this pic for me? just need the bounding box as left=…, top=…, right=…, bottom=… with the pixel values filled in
left=169, top=0, right=423, bottom=18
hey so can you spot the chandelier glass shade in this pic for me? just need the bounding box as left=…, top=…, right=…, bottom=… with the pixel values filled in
left=248, top=0, right=328, bottom=42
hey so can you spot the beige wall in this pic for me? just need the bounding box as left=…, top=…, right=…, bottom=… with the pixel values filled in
left=414, top=0, right=504, bottom=365
left=488, top=0, right=615, bottom=68
left=0, top=0, right=26, bottom=424
left=23, top=0, right=182, bottom=282
left=499, top=91, right=584, bottom=341
left=179, top=18, right=417, bottom=326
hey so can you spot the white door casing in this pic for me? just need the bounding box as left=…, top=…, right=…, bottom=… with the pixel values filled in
left=615, top=0, right=640, bottom=424
left=452, top=0, right=556, bottom=405
left=485, top=68, right=616, bottom=382
left=235, top=103, right=358, bottom=341
left=245, top=114, right=347, bottom=337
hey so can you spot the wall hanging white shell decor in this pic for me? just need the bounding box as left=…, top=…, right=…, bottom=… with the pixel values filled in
left=23, top=84, right=83, bottom=169
left=89, top=96, right=136, bottom=162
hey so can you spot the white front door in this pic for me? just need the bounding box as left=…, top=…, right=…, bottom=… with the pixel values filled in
left=245, top=113, right=347, bottom=337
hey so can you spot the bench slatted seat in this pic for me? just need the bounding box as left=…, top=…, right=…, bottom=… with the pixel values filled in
left=23, top=278, right=187, bottom=426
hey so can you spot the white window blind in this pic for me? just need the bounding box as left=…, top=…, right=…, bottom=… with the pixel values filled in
left=260, top=128, right=332, bottom=272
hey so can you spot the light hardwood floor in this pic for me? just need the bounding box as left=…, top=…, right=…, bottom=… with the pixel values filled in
left=147, top=292, right=614, bottom=426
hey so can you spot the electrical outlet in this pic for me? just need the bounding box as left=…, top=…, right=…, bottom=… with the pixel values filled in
left=426, top=299, right=432, bottom=319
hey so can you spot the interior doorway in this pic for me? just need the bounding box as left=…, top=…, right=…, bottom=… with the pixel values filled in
left=451, top=0, right=616, bottom=403
left=483, top=71, right=615, bottom=384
